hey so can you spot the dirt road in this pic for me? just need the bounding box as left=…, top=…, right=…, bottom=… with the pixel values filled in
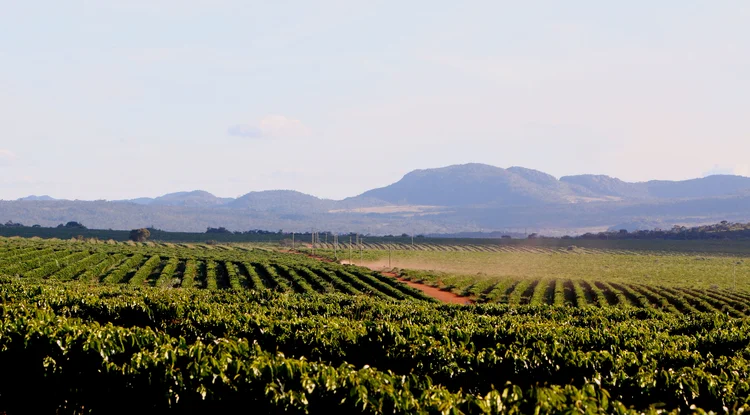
left=281, top=250, right=474, bottom=304
left=380, top=272, right=474, bottom=305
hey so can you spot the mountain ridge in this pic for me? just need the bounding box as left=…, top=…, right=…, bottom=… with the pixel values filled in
left=14, top=164, right=750, bottom=209
left=6, top=163, right=750, bottom=235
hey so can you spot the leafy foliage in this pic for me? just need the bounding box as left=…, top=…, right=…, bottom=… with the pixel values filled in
left=1, top=280, right=750, bottom=413
left=2, top=237, right=750, bottom=413
left=129, top=228, right=151, bottom=242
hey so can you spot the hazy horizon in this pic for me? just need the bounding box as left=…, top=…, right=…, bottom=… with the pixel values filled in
left=2, top=1, right=748, bottom=200
left=7, top=162, right=750, bottom=202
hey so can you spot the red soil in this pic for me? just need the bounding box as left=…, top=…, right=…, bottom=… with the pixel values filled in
left=280, top=249, right=474, bottom=304
left=380, top=272, right=474, bottom=305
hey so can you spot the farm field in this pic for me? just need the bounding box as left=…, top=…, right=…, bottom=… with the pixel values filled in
left=3, top=236, right=750, bottom=413
left=0, top=238, right=430, bottom=301
left=312, top=245, right=750, bottom=289
left=307, top=238, right=750, bottom=255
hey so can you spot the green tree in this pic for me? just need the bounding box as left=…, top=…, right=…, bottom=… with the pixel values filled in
left=129, top=228, right=151, bottom=242
left=65, top=221, right=86, bottom=229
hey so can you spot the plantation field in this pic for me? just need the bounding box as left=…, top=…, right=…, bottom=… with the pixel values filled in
left=308, top=238, right=750, bottom=255
left=306, top=245, right=750, bottom=315
left=313, top=246, right=750, bottom=289
left=3, top=278, right=750, bottom=413
left=3, top=237, right=750, bottom=413
left=0, top=238, right=430, bottom=301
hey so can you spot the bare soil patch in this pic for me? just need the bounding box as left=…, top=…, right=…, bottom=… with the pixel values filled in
left=381, top=271, right=473, bottom=305
left=283, top=253, right=474, bottom=304
left=341, top=261, right=474, bottom=304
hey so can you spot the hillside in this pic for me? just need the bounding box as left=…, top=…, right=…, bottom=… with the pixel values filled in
left=357, top=164, right=597, bottom=206
left=120, top=190, right=232, bottom=207
left=561, top=173, right=750, bottom=200
left=228, top=190, right=335, bottom=212
left=5, top=163, right=750, bottom=234
left=559, top=175, right=647, bottom=199
left=357, top=164, right=750, bottom=207
left=16, top=195, right=56, bottom=201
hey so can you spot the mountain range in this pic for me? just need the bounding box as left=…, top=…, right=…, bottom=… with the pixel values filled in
left=4, top=163, right=750, bottom=235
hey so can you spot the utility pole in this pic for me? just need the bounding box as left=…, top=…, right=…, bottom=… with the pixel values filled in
left=388, top=244, right=392, bottom=268
left=292, top=232, right=295, bottom=250
left=312, top=229, right=315, bottom=257
left=333, top=234, right=338, bottom=261
left=360, top=239, right=363, bottom=266
left=349, top=236, right=353, bottom=264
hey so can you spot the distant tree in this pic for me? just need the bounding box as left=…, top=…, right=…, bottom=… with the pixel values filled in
left=129, top=228, right=151, bottom=242
left=501, top=235, right=512, bottom=239
left=65, top=221, right=86, bottom=229
left=619, top=229, right=628, bottom=234
left=206, top=227, right=232, bottom=234
left=527, top=233, right=538, bottom=239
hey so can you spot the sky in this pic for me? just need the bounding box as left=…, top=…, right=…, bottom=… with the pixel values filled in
left=1, top=1, right=748, bottom=201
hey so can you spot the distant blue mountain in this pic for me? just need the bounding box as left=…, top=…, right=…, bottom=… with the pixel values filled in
left=17, top=195, right=56, bottom=201
left=118, top=190, right=233, bottom=207
left=561, top=173, right=750, bottom=200
left=357, top=164, right=750, bottom=206
left=7, top=164, right=750, bottom=234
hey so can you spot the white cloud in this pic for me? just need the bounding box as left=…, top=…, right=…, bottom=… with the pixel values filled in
left=228, top=115, right=310, bottom=139
left=258, top=115, right=311, bottom=138
left=227, top=124, right=263, bottom=138
left=0, top=149, right=18, bottom=164
left=735, top=164, right=750, bottom=177
left=0, top=149, right=18, bottom=159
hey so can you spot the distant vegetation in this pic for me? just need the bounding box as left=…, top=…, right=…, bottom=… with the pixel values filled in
left=128, top=228, right=151, bottom=242
left=0, top=223, right=425, bottom=244
left=576, top=221, right=750, bottom=240
left=5, top=220, right=750, bottom=246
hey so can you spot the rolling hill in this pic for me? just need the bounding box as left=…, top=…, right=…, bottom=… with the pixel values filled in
left=120, top=190, right=232, bottom=207
left=5, top=163, right=750, bottom=234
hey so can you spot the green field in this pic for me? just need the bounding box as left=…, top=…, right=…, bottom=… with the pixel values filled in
left=0, top=238, right=430, bottom=301
left=312, top=245, right=750, bottom=306
left=324, top=246, right=749, bottom=286
left=309, top=238, right=750, bottom=255
left=3, top=236, right=750, bottom=413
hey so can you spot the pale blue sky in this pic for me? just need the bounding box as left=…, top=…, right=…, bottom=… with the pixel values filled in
left=1, top=1, right=748, bottom=200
